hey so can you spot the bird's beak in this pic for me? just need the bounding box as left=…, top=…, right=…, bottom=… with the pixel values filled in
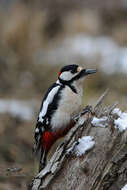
left=84, top=69, right=97, bottom=75
left=79, top=68, right=97, bottom=78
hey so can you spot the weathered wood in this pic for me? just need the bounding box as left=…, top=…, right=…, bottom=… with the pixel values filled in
left=29, top=90, right=127, bottom=190
left=29, top=113, right=90, bottom=190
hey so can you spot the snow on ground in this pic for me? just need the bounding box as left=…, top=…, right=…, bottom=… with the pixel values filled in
left=112, top=108, right=123, bottom=117
left=121, top=184, right=127, bottom=190
left=0, top=99, right=35, bottom=121
left=35, top=34, right=127, bottom=75
left=112, top=108, right=127, bottom=132
left=67, top=136, right=95, bottom=156
left=91, top=116, right=108, bottom=128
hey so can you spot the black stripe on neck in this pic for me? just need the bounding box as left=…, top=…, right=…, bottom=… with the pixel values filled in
left=68, top=84, right=77, bottom=94
left=58, top=78, right=77, bottom=94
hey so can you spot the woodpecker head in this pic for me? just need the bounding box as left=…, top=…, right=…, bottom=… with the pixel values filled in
left=58, top=64, right=96, bottom=85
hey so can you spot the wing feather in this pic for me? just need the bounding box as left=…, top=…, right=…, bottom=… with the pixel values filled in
left=33, top=83, right=62, bottom=153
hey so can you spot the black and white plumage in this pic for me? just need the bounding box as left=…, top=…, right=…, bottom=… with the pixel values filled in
left=33, top=64, right=96, bottom=171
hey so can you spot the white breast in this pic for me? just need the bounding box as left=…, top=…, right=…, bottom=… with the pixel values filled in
left=51, top=85, right=83, bottom=130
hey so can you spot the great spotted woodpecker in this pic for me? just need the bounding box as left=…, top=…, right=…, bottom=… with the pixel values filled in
left=33, top=64, right=96, bottom=171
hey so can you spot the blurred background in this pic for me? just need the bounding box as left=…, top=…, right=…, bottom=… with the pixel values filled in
left=0, top=0, right=127, bottom=189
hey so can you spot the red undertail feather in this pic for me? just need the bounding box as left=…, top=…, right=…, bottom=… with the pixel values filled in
left=41, top=120, right=75, bottom=152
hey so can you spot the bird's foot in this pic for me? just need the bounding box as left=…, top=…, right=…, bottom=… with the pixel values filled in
left=74, top=105, right=92, bottom=122
left=81, top=105, right=92, bottom=116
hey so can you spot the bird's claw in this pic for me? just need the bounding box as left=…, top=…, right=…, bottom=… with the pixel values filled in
left=73, top=105, right=92, bottom=122
left=81, top=105, right=92, bottom=116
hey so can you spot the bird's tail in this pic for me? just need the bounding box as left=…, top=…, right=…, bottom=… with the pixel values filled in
left=32, top=142, right=38, bottom=156
left=39, top=148, right=47, bottom=172
left=32, top=140, right=41, bottom=158
left=32, top=139, right=47, bottom=171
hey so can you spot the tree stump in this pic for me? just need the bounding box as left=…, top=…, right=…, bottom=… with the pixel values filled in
left=29, top=90, right=127, bottom=190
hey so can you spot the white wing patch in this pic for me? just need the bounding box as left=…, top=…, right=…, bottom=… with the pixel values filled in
left=39, top=86, right=60, bottom=122
left=35, top=128, right=39, bottom=133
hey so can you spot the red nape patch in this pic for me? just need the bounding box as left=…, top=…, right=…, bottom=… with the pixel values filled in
left=58, top=71, right=62, bottom=76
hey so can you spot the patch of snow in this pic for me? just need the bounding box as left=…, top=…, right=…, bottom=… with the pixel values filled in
left=112, top=108, right=122, bottom=117
left=121, top=184, right=127, bottom=190
left=112, top=108, right=127, bottom=132
left=0, top=99, right=35, bottom=121
left=91, top=116, right=108, bottom=128
left=67, top=136, right=95, bottom=156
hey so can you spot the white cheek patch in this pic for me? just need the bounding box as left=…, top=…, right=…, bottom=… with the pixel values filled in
left=39, top=86, right=60, bottom=122
left=60, top=71, right=77, bottom=81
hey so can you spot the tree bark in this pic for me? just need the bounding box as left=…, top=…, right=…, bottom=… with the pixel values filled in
left=29, top=90, right=127, bottom=190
